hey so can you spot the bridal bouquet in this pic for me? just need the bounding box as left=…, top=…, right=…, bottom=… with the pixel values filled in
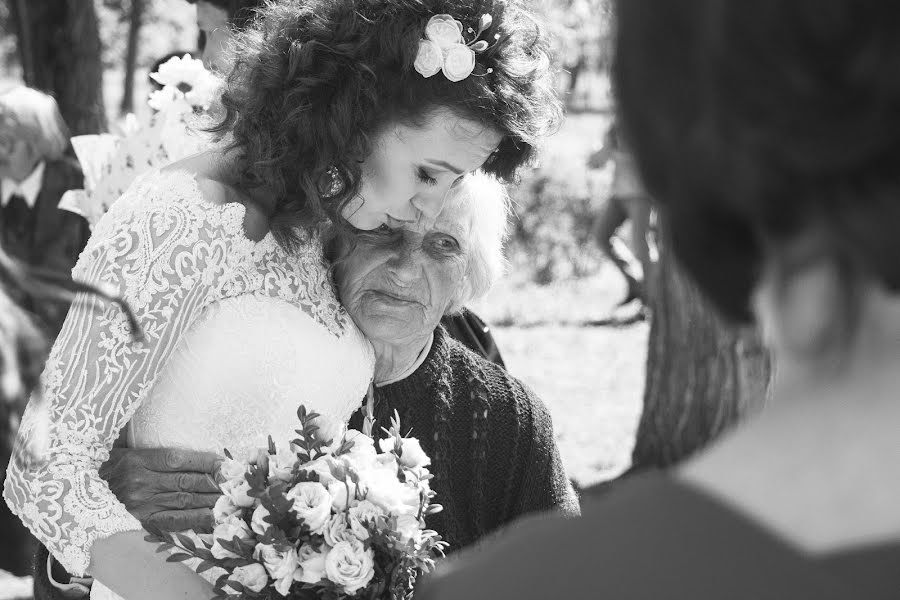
left=147, top=407, right=446, bottom=599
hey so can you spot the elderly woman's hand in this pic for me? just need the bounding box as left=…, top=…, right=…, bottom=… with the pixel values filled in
left=99, top=447, right=222, bottom=533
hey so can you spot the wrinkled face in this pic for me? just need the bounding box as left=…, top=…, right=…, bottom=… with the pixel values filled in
left=196, top=1, right=232, bottom=74
left=0, top=131, right=36, bottom=182
left=342, top=108, right=502, bottom=231
left=334, top=204, right=474, bottom=347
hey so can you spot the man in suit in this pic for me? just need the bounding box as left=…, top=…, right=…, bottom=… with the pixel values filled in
left=0, top=86, right=91, bottom=339
left=0, top=86, right=90, bottom=578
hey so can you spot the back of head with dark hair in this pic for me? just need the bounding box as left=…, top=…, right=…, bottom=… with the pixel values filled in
left=183, top=0, right=264, bottom=30
left=212, top=0, right=561, bottom=249
left=614, top=0, right=900, bottom=322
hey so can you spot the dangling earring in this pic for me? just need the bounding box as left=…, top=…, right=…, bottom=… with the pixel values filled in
left=319, top=165, right=345, bottom=198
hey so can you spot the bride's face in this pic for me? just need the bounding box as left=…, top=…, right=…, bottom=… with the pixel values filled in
left=342, top=108, right=502, bottom=231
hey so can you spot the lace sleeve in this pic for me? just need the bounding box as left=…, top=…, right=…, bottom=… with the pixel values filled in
left=3, top=172, right=231, bottom=576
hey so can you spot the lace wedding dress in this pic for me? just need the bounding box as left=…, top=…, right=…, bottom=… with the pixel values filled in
left=3, top=169, right=374, bottom=596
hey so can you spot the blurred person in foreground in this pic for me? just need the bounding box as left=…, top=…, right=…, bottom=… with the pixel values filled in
left=0, top=87, right=91, bottom=338
left=417, top=1, right=900, bottom=598
left=30, top=175, right=577, bottom=600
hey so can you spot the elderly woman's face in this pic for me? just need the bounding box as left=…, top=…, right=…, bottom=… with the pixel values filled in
left=334, top=208, right=472, bottom=345
left=342, top=108, right=501, bottom=231
left=0, top=133, right=36, bottom=182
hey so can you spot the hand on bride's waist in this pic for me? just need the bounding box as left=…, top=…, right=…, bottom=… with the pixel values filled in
left=100, top=447, right=222, bottom=533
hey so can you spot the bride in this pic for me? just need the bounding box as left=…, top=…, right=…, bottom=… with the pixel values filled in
left=3, top=0, right=560, bottom=598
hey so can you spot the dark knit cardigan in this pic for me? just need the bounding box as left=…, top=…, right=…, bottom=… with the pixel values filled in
left=350, top=326, right=580, bottom=553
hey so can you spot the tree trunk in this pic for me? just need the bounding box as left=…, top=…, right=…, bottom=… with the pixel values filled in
left=120, top=0, right=144, bottom=115
left=11, top=0, right=107, bottom=135
left=630, top=222, right=772, bottom=470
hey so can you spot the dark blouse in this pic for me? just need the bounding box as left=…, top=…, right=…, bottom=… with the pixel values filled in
left=417, top=473, right=900, bottom=600
left=350, top=326, right=579, bottom=552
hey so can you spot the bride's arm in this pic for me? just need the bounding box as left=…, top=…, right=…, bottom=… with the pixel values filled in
left=3, top=176, right=227, bottom=599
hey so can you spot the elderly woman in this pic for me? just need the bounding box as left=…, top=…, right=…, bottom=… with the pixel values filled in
left=336, top=173, right=580, bottom=549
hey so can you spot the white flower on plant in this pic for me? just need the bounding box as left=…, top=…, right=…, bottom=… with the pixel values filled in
left=254, top=543, right=302, bottom=596
left=213, top=494, right=243, bottom=524
left=395, top=513, right=424, bottom=546
left=323, top=513, right=356, bottom=547
left=267, top=447, right=296, bottom=483
left=301, top=456, right=337, bottom=486
left=219, top=456, right=249, bottom=483
left=378, top=436, right=431, bottom=469
left=343, top=430, right=377, bottom=465
left=227, top=562, right=268, bottom=594
left=211, top=517, right=254, bottom=559
left=250, top=503, right=271, bottom=536
left=147, top=86, right=188, bottom=114
left=286, top=481, right=332, bottom=534
left=360, top=464, right=421, bottom=517
left=296, top=543, right=329, bottom=584
left=347, top=500, right=383, bottom=541
left=325, top=539, right=376, bottom=596
left=220, top=477, right=255, bottom=508
left=327, top=480, right=352, bottom=513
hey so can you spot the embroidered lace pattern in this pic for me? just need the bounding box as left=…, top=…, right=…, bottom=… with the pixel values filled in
left=2, top=169, right=360, bottom=576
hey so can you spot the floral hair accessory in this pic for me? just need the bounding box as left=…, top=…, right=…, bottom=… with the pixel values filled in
left=414, top=14, right=497, bottom=82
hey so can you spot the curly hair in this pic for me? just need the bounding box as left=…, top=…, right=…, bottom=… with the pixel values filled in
left=211, top=0, right=561, bottom=249
left=614, top=0, right=900, bottom=323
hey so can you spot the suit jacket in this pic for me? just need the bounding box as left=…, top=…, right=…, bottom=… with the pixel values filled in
left=0, top=158, right=91, bottom=337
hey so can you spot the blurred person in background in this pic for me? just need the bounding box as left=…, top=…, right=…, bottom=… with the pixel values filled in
left=587, top=117, right=653, bottom=309
left=0, top=87, right=91, bottom=339
left=417, top=1, right=900, bottom=598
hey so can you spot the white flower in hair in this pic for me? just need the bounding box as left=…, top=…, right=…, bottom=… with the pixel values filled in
left=414, top=13, right=495, bottom=82
left=149, top=53, right=221, bottom=110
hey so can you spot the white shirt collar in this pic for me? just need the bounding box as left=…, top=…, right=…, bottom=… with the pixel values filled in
left=374, top=332, right=435, bottom=387
left=1, top=160, right=46, bottom=208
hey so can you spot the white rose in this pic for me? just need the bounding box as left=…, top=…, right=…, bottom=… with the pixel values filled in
left=213, top=494, right=243, bottom=524
left=414, top=39, right=443, bottom=78
left=220, top=477, right=255, bottom=508
left=300, top=456, right=336, bottom=486
left=343, top=430, right=377, bottom=465
left=286, top=481, right=333, bottom=534
left=362, top=467, right=421, bottom=517
left=267, top=448, right=296, bottom=484
left=228, top=562, right=268, bottom=594
left=313, top=415, right=345, bottom=445
left=347, top=500, right=383, bottom=541
left=325, top=539, right=375, bottom=596
left=442, top=44, right=476, bottom=82
left=296, top=543, right=329, bottom=584
left=327, top=481, right=352, bottom=513
left=254, top=543, right=302, bottom=596
left=424, top=14, right=464, bottom=48
left=250, top=503, right=272, bottom=536
left=395, top=513, right=423, bottom=546
left=211, top=517, right=254, bottom=559
left=219, top=457, right=249, bottom=483
left=398, top=437, right=431, bottom=469
left=323, top=513, right=356, bottom=547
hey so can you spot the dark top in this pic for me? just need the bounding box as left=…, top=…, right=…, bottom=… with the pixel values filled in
left=439, top=309, right=505, bottom=369
left=350, top=326, right=578, bottom=552
left=0, top=158, right=90, bottom=337
left=418, top=473, right=900, bottom=600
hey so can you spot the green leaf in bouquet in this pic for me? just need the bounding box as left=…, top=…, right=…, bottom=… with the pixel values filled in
left=195, top=560, right=218, bottom=574
left=173, top=532, right=198, bottom=553
left=165, top=552, right=193, bottom=562
left=268, top=434, right=277, bottom=455
left=223, top=448, right=234, bottom=460
left=245, top=463, right=268, bottom=497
